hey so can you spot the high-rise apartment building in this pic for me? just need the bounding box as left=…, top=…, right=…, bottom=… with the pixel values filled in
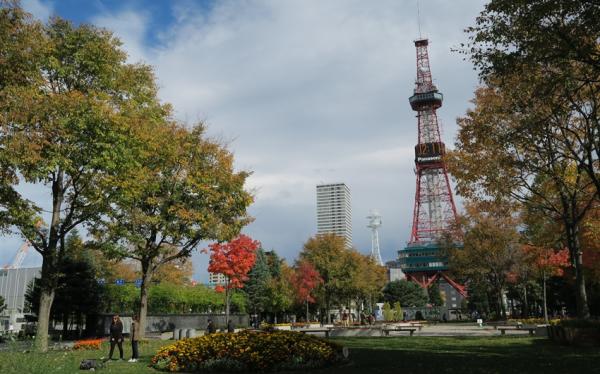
left=316, top=183, right=352, bottom=247
left=208, top=272, right=227, bottom=287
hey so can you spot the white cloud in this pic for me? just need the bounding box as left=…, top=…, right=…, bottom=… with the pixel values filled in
left=21, top=0, right=53, bottom=21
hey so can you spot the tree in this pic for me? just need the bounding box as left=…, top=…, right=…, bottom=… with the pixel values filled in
left=25, top=233, right=103, bottom=339
left=345, top=251, right=387, bottom=316
left=458, top=0, right=600, bottom=319
left=292, top=260, right=323, bottom=322
left=92, top=120, right=254, bottom=338
left=393, top=302, right=403, bottom=322
left=0, top=295, right=6, bottom=314
left=428, top=282, right=444, bottom=307
left=446, top=202, right=521, bottom=319
left=244, top=248, right=271, bottom=317
left=464, top=0, right=600, bottom=194
left=523, top=245, right=569, bottom=323
left=382, top=280, right=428, bottom=308
left=263, top=262, right=295, bottom=323
left=299, top=234, right=352, bottom=323
left=207, top=234, right=260, bottom=324
left=449, top=83, right=597, bottom=319
left=382, top=302, right=394, bottom=322
left=0, top=5, right=160, bottom=350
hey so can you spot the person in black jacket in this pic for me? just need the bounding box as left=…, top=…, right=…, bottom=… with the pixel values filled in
left=227, top=320, right=234, bottom=333
left=108, top=314, right=124, bottom=360
left=206, top=319, right=216, bottom=334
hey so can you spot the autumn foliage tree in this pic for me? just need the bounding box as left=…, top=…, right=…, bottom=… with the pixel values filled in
left=292, top=260, right=323, bottom=322
left=447, top=201, right=522, bottom=319
left=0, top=5, right=163, bottom=351
left=457, top=0, right=600, bottom=319
left=523, top=245, right=569, bottom=323
left=208, top=235, right=260, bottom=323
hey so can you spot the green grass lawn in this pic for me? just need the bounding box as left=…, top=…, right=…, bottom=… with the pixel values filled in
left=0, top=336, right=598, bottom=374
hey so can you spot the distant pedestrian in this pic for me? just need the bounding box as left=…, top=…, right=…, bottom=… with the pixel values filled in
left=341, top=310, right=349, bottom=327
left=206, top=319, right=216, bottom=334
left=442, top=313, right=447, bottom=323
left=128, top=315, right=140, bottom=362
left=227, top=320, right=234, bottom=333
left=108, top=314, right=124, bottom=360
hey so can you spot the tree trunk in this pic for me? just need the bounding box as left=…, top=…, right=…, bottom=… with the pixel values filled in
left=138, top=260, right=154, bottom=340
left=522, top=285, right=529, bottom=318
left=225, top=278, right=230, bottom=327
left=542, top=272, right=549, bottom=324
left=306, top=299, right=309, bottom=322
left=565, top=223, right=590, bottom=319
left=35, top=287, right=55, bottom=352
left=326, top=294, right=331, bottom=324
left=62, top=312, right=69, bottom=340
left=34, top=171, right=64, bottom=352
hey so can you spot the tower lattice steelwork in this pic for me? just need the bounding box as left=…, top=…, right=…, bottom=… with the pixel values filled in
left=367, top=210, right=383, bottom=266
left=398, top=39, right=466, bottom=297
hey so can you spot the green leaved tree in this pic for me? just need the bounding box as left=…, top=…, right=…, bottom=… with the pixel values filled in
left=0, top=4, right=163, bottom=351
left=92, top=121, right=253, bottom=338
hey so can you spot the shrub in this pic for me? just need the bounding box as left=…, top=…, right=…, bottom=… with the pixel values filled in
left=73, top=338, right=103, bottom=350
left=151, top=330, right=346, bottom=372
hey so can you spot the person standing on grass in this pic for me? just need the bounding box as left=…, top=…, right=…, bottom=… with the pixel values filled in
left=227, top=320, right=234, bottom=333
left=128, top=315, right=140, bottom=363
left=108, top=314, right=124, bottom=360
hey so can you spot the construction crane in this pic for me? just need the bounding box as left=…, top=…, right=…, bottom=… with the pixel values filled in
left=2, top=242, right=30, bottom=269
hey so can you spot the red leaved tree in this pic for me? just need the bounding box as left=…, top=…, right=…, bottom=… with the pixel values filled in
left=292, top=260, right=323, bottom=323
left=523, top=245, right=569, bottom=323
left=207, top=235, right=260, bottom=323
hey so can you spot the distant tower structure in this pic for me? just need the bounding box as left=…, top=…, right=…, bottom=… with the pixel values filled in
left=398, top=38, right=467, bottom=303
left=366, top=210, right=383, bottom=266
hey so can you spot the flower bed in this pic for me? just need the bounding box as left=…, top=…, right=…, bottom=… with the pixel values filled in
left=73, top=338, right=104, bottom=350
left=151, top=330, right=346, bottom=372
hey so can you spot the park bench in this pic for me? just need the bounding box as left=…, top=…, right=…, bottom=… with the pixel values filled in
left=296, top=328, right=333, bottom=338
left=497, top=325, right=536, bottom=335
left=381, top=327, right=417, bottom=337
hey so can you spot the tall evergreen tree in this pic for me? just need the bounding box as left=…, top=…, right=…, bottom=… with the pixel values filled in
left=244, top=248, right=271, bottom=316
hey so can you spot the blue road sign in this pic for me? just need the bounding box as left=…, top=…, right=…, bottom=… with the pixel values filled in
left=134, top=279, right=142, bottom=288
left=97, top=278, right=106, bottom=285
left=115, top=279, right=125, bottom=286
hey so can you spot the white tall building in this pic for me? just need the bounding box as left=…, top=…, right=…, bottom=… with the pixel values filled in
left=316, top=183, right=352, bottom=247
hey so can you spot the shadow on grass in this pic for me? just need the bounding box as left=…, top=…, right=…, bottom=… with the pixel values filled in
left=318, top=336, right=600, bottom=374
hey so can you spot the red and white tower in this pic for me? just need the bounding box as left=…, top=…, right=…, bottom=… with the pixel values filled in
left=399, top=39, right=466, bottom=298
left=409, top=39, right=458, bottom=243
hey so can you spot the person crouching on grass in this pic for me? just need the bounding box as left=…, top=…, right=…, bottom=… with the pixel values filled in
left=108, top=314, right=124, bottom=360
left=128, top=315, right=140, bottom=362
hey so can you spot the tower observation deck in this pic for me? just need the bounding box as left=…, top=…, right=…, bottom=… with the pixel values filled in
left=398, top=38, right=466, bottom=298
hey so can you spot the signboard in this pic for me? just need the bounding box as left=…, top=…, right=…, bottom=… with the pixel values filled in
left=134, top=279, right=143, bottom=288
left=115, top=279, right=125, bottom=286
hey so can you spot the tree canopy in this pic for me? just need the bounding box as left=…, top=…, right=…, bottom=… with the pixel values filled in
left=456, top=0, right=600, bottom=319
left=0, top=4, right=166, bottom=350
left=382, top=280, right=428, bottom=308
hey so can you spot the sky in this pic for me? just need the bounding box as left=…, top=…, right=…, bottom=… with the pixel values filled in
left=2, top=0, right=487, bottom=282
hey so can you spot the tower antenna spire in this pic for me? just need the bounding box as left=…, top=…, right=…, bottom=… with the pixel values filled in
left=417, top=0, right=422, bottom=38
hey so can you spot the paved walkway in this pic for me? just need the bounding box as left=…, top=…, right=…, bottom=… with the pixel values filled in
left=406, top=323, right=532, bottom=337
left=320, top=323, right=539, bottom=338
